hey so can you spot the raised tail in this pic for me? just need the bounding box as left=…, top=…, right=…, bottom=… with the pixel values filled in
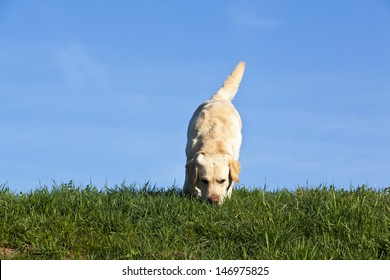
left=211, top=61, right=246, bottom=101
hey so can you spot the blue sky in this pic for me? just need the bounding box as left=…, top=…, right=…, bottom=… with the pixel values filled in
left=1, top=0, right=389, bottom=192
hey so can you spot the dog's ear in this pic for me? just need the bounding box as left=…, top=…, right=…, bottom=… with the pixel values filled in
left=186, top=159, right=198, bottom=186
left=229, top=160, right=240, bottom=183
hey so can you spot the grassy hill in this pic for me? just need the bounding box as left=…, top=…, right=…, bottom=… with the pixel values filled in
left=1, top=182, right=389, bottom=259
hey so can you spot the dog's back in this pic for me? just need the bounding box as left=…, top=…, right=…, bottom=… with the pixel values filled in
left=186, top=99, right=242, bottom=160
left=186, top=62, right=245, bottom=160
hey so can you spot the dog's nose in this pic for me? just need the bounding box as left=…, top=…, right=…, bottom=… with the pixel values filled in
left=207, top=194, right=220, bottom=204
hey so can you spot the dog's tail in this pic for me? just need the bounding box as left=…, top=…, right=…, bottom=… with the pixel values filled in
left=211, top=61, right=246, bottom=101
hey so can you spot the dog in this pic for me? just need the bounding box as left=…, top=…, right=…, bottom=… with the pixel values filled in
left=183, top=62, right=245, bottom=205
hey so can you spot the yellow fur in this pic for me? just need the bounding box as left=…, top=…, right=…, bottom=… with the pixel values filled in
left=184, top=62, right=245, bottom=205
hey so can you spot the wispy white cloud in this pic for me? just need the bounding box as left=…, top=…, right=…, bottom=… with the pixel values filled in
left=225, top=0, right=284, bottom=28
left=53, top=43, right=110, bottom=89
left=230, top=15, right=284, bottom=28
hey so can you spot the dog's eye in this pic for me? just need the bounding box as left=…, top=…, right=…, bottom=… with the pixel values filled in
left=218, top=179, right=226, bottom=184
left=201, top=179, right=209, bottom=185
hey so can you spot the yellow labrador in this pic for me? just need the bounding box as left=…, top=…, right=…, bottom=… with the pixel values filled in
left=184, top=62, right=245, bottom=205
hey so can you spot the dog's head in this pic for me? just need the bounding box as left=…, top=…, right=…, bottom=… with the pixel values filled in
left=186, top=153, right=240, bottom=205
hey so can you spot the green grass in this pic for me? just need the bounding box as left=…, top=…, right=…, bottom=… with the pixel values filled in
left=1, top=181, right=389, bottom=260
